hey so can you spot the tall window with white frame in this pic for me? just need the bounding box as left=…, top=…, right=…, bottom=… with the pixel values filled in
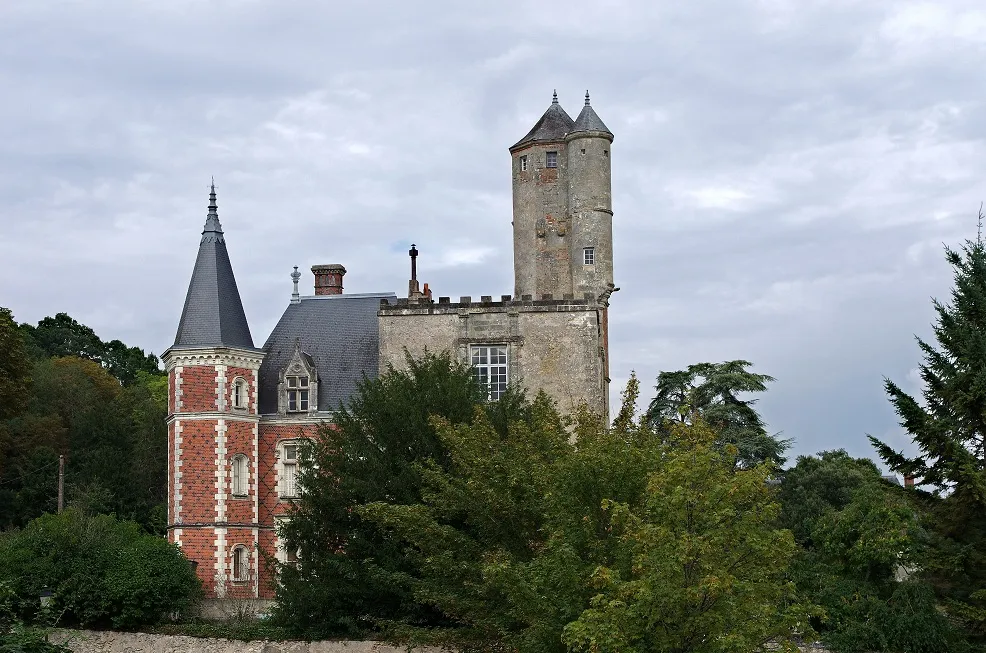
left=545, top=151, right=558, bottom=168
left=286, top=375, right=309, bottom=412
left=471, top=345, right=508, bottom=400
left=281, top=443, right=298, bottom=498
left=232, top=378, right=246, bottom=409
left=231, top=454, right=248, bottom=497
left=232, top=545, right=249, bottom=582
left=583, top=247, right=595, bottom=265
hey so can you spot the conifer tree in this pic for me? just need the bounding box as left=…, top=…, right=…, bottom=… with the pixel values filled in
left=870, top=215, right=986, bottom=643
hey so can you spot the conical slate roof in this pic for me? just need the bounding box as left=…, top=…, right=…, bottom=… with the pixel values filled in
left=572, top=91, right=612, bottom=136
left=510, top=91, right=576, bottom=151
left=172, top=184, right=256, bottom=350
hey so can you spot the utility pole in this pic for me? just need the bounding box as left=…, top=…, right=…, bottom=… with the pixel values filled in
left=57, top=454, right=64, bottom=513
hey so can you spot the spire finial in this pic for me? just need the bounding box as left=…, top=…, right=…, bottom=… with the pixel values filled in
left=208, top=178, right=218, bottom=216
left=202, top=178, right=223, bottom=237
left=585, top=90, right=591, bottom=106
left=290, top=265, right=301, bottom=304
left=552, top=89, right=558, bottom=104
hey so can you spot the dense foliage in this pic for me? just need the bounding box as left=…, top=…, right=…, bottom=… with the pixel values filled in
left=274, top=350, right=534, bottom=637
left=0, top=510, right=201, bottom=629
left=645, top=360, right=790, bottom=467
left=0, top=310, right=167, bottom=533
left=870, top=234, right=986, bottom=646
left=780, top=451, right=966, bottom=652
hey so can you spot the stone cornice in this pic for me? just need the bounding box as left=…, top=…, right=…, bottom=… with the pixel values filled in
left=168, top=412, right=261, bottom=425
left=163, top=347, right=265, bottom=372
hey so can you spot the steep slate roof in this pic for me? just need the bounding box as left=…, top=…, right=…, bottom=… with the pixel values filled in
left=173, top=185, right=256, bottom=350
left=257, top=293, right=396, bottom=414
left=510, top=91, right=576, bottom=151
left=572, top=91, right=612, bottom=136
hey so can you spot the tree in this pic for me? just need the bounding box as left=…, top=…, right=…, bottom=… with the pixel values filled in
left=646, top=360, right=790, bottom=467
left=0, top=509, right=201, bottom=629
left=359, top=376, right=815, bottom=653
left=0, top=308, right=31, bottom=421
left=869, top=231, right=986, bottom=643
left=273, top=350, right=534, bottom=638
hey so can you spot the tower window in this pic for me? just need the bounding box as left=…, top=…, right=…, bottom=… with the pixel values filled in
left=584, top=247, right=595, bottom=265
left=581, top=149, right=586, bottom=155
left=470, top=345, right=508, bottom=401
left=232, top=545, right=249, bottom=582
left=519, top=155, right=528, bottom=172
left=286, top=375, right=309, bottom=412
left=232, top=378, right=246, bottom=410
left=231, top=454, right=249, bottom=497
left=546, top=151, right=558, bottom=168
left=603, top=150, right=608, bottom=157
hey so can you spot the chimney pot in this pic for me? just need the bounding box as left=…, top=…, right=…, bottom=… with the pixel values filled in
left=312, top=264, right=346, bottom=295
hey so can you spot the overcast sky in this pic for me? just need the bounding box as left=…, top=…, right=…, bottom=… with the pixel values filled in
left=1, top=0, right=983, bottom=465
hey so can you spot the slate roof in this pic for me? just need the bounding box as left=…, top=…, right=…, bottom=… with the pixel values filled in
left=257, top=293, right=396, bottom=414
left=572, top=92, right=612, bottom=136
left=172, top=185, right=256, bottom=350
left=510, top=91, right=576, bottom=151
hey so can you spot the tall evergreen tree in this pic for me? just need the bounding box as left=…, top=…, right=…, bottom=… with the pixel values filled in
left=646, top=360, right=790, bottom=467
left=870, top=221, right=986, bottom=644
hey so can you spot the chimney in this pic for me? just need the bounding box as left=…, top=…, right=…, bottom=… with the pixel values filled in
left=904, top=474, right=916, bottom=488
left=312, top=264, right=346, bottom=295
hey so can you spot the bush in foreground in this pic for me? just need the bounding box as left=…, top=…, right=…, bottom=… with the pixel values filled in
left=0, top=509, right=201, bottom=629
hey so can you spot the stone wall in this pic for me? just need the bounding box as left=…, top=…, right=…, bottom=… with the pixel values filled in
left=51, top=630, right=829, bottom=653
left=51, top=630, right=445, bottom=653
left=378, top=295, right=609, bottom=419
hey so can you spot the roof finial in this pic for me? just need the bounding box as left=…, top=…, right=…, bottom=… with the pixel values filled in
left=202, top=178, right=223, bottom=238
left=552, top=89, right=558, bottom=104
left=208, top=178, right=218, bottom=216
left=585, top=90, right=591, bottom=106
left=290, top=265, right=301, bottom=304
left=409, top=243, right=418, bottom=282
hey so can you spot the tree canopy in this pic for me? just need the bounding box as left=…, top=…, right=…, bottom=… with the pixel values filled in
left=645, top=360, right=790, bottom=467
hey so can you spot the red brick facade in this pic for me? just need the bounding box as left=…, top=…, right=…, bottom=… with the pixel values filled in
left=164, top=347, right=325, bottom=599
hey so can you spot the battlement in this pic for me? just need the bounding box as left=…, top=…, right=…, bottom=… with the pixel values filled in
left=378, top=292, right=600, bottom=315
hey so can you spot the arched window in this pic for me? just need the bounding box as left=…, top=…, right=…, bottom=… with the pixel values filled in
left=232, top=545, right=249, bottom=581
left=231, top=454, right=249, bottom=497
left=232, top=378, right=246, bottom=409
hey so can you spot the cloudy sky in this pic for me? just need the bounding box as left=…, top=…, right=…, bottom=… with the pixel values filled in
left=1, top=0, right=983, bottom=465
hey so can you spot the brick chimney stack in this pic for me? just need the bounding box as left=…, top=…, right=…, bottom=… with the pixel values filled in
left=904, top=474, right=916, bottom=488
left=312, top=264, right=346, bottom=295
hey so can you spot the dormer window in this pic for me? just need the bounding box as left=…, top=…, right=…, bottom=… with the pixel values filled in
left=279, top=339, right=318, bottom=414
left=546, top=151, right=558, bottom=168
left=286, top=375, right=309, bottom=412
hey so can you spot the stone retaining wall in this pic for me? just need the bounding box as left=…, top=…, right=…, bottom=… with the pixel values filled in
left=52, top=629, right=829, bottom=653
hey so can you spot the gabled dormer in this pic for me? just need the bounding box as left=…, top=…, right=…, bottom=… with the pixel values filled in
left=277, top=338, right=318, bottom=415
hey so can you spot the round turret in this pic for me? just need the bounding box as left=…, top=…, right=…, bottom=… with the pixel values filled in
left=566, top=91, right=614, bottom=301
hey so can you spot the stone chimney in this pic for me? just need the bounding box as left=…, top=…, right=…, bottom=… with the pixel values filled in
left=312, top=264, right=346, bottom=295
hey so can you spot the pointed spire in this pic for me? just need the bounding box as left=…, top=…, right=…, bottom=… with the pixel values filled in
left=202, top=178, right=223, bottom=241
left=290, top=266, right=301, bottom=304
left=172, top=184, right=255, bottom=350
left=510, top=90, right=576, bottom=151
left=572, top=92, right=613, bottom=137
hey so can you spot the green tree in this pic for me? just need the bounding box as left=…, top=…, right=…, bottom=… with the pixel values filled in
left=869, top=232, right=986, bottom=644
left=359, top=376, right=815, bottom=653
left=0, top=509, right=201, bottom=629
left=781, top=452, right=967, bottom=652
left=273, top=350, right=533, bottom=638
left=646, top=360, right=790, bottom=467
left=0, top=308, right=31, bottom=421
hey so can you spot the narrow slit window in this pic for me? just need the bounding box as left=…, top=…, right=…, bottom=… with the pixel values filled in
left=584, top=247, right=595, bottom=265
left=546, top=151, right=558, bottom=168
left=231, top=454, right=248, bottom=496
left=519, top=155, right=528, bottom=172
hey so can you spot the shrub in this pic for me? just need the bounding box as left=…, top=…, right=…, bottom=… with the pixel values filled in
left=0, top=509, right=201, bottom=629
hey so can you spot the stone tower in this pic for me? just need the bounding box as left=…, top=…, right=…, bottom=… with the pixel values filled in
left=510, top=91, right=614, bottom=301
left=163, top=184, right=266, bottom=599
